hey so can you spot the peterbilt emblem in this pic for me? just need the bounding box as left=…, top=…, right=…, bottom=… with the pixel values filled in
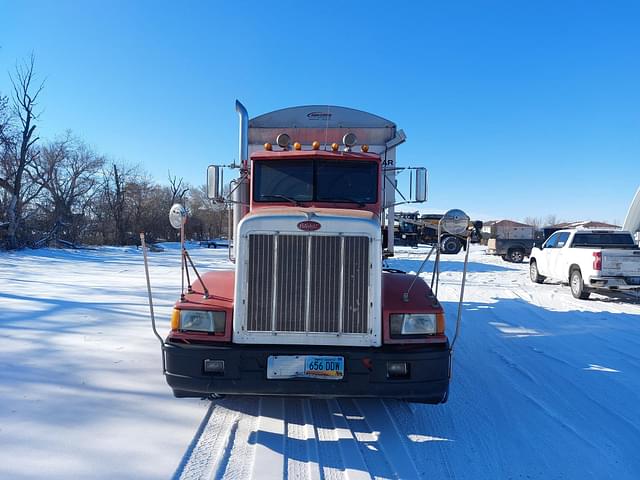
left=297, top=220, right=321, bottom=231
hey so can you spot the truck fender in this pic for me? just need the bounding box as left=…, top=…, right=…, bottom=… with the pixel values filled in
left=568, top=263, right=581, bottom=283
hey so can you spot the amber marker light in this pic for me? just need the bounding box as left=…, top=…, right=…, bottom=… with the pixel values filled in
left=331, top=142, right=339, bottom=151
left=361, top=144, right=369, bottom=152
left=264, top=142, right=272, bottom=151
left=436, top=312, right=445, bottom=334
left=312, top=141, right=320, bottom=150
left=171, top=309, right=180, bottom=330
left=294, top=142, right=302, bottom=150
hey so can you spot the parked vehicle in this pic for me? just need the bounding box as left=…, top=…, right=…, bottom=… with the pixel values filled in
left=529, top=229, right=640, bottom=299
left=199, top=239, right=229, bottom=248
left=394, top=212, right=420, bottom=247
left=394, top=212, right=482, bottom=254
left=419, top=214, right=469, bottom=254
left=151, top=101, right=473, bottom=404
left=483, top=219, right=535, bottom=262
left=487, top=238, right=535, bottom=263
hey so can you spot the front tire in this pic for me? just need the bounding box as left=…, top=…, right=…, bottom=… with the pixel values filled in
left=570, top=269, right=590, bottom=299
left=530, top=260, right=545, bottom=283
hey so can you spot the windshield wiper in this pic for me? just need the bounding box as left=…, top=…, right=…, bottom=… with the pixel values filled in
left=261, top=194, right=304, bottom=206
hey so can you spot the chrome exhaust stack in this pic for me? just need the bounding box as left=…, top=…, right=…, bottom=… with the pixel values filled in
left=230, top=100, right=250, bottom=261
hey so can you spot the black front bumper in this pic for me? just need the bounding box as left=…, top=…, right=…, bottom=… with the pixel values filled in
left=164, top=341, right=451, bottom=404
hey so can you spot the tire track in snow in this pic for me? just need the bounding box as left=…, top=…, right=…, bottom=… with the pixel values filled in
left=213, top=417, right=239, bottom=479
left=325, top=399, right=369, bottom=480
left=284, top=398, right=322, bottom=480
left=337, top=398, right=396, bottom=479
left=357, top=399, right=421, bottom=479
left=174, top=402, right=238, bottom=480
left=176, top=396, right=442, bottom=480
left=250, top=397, right=286, bottom=479
left=214, top=398, right=259, bottom=479
left=308, top=399, right=347, bottom=480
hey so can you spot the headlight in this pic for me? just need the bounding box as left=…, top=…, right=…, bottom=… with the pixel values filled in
left=390, top=313, right=438, bottom=336
left=174, top=309, right=226, bottom=333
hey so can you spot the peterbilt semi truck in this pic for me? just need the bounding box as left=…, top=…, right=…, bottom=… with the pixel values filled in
left=160, top=102, right=464, bottom=404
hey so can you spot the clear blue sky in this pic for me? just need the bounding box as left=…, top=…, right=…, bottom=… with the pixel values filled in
left=1, top=0, right=638, bottom=223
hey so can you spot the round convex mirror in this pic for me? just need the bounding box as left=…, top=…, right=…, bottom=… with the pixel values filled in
left=169, top=203, right=187, bottom=230
left=441, top=209, right=470, bottom=235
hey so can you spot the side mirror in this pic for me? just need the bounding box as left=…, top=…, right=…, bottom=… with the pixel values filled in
left=441, top=209, right=470, bottom=235
left=207, top=165, right=222, bottom=200
left=414, top=167, right=428, bottom=203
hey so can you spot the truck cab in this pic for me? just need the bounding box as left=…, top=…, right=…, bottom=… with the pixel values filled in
left=162, top=103, right=452, bottom=403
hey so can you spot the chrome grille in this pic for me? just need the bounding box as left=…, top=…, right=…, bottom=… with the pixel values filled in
left=275, top=235, right=307, bottom=332
left=247, top=234, right=274, bottom=332
left=246, top=233, right=370, bottom=334
left=342, top=236, right=369, bottom=333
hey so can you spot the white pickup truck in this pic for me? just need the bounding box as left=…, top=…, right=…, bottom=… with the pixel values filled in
left=529, top=229, right=640, bottom=299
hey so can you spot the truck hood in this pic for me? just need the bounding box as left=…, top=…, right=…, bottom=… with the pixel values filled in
left=244, top=207, right=378, bottom=222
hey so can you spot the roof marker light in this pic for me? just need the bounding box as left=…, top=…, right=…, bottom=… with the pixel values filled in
left=264, top=142, right=272, bottom=151
left=276, top=133, right=290, bottom=149
left=294, top=142, right=302, bottom=151
left=361, top=144, right=369, bottom=152
left=343, top=132, right=357, bottom=147
left=331, top=142, right=339, bottom=151
left=312, top=141, right=320, bottom=150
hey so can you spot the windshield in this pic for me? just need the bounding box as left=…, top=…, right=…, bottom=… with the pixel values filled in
left=253, top=159, right=378, bottom=204
left=572, top=233, right=638, bottom=249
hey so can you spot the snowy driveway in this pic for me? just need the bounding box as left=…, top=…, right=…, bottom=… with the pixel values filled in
left=1, top=245, right=639, bottom=479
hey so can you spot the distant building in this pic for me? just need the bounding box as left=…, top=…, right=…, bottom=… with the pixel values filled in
left=548, top=221, right=620, bottom=230
left=482, top=219, right=535, bottom=240
left=542, top=221, right=620, bottom=240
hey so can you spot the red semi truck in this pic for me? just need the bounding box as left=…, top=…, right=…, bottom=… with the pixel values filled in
left=157, top=102, right=470, bottom=404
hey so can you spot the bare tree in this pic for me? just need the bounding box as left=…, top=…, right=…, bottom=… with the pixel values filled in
left=523, top=216, right=543, bottom=230
left=168, top=170, right=189, bottom=204
left=188, top=185, right=228, bottom=239
left=98, top=162, right=150, bottom=245
left=543, top=214, right=559, bottom=227
left=0, top=93, right=11, bottom=228
left=0, top=56, right=45, bottom=249
left=103, top=163, right=128, bottom=245
left=0, top=93, right=10, bottom=147
left=32, top=133, right=105, bottom=244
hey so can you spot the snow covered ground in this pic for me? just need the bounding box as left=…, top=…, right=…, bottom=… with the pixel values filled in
left=1, top=244, right=639, bottom=479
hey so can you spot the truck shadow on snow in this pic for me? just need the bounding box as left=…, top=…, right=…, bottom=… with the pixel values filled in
left=174, top=298, right=640, bottom=479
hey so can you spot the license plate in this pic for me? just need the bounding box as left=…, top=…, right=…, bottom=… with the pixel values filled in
left=304, top=356, right=344, bottom=378
left=267, top=355, right=344, bottom=380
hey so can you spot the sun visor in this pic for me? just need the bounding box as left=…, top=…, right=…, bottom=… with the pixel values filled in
left=248, top=105, right=397, bottom=147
